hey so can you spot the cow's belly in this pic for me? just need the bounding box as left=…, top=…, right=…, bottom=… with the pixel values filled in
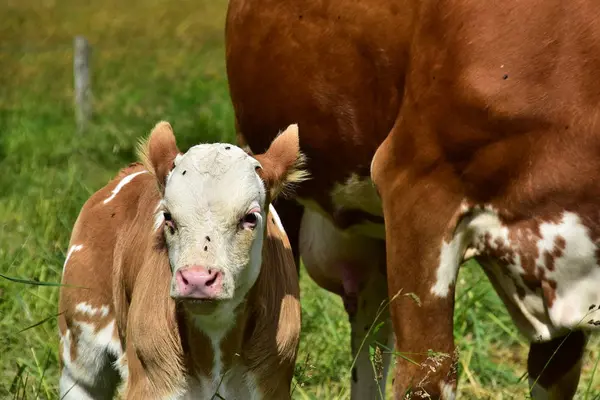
left=458, top=207, right=600, bottom=341
left=297, top=173, right=385, bottom=240
left=299, top=207, right=386, bottom=298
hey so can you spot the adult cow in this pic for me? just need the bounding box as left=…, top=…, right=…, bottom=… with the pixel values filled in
left=226, top=0, right=600, bottom=398
left=58, top=122, right=305, bottom=399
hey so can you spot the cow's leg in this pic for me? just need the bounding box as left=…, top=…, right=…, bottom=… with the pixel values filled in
left=299, top=208, right=392, bottom=399
left=382, top=193, right=462, bottom=400
left=350, top=268, right=394, bottom=400
left=372, top=145, right=464, bottom=399
left=59, top=319, right=122, bottom=400
left=528, top=330, right=586, bottom=400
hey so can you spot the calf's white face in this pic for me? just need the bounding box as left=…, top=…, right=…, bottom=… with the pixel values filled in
left=142, top=121, right=306, bottom=315
left=162, top=143, right=266, bottom=304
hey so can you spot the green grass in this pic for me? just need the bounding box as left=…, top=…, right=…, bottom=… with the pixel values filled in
left=1, top=1, right=599, bottom=399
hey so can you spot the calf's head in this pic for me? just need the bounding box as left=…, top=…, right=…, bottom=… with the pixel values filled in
left=141, top=122, right=306, bottom=314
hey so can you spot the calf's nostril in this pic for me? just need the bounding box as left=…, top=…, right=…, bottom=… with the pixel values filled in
left=205, top=271, right=219, bottom=287
left=180, top=272, right=189, bottom=286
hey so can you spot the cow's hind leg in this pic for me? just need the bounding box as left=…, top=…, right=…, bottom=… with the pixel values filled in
left=350, top=268, right=394, bottom=400
left=528, top=330, right=586, bottom=400
left=299, top=209, right=392, bottom=399
left=59, top=318, right=123, bottom=400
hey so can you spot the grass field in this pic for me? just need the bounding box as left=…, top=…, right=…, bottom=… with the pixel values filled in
left=1, top=1, right=599, bottom=399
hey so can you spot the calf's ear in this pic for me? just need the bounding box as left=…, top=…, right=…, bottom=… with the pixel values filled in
left=253, top=124, right=309, bottom=200
left=138, top=121, right=181, bottom=191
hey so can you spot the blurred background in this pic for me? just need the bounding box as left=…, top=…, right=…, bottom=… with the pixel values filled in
left=1, top=0, right=599, bottom=398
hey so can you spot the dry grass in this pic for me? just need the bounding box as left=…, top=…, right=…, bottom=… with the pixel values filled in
left=1, top=1, right=599, bottom=399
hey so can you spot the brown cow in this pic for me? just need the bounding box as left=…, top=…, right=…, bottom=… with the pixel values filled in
left=226, top=1, right=600, bottom=399
left=58, top=122, right=305, bottom=399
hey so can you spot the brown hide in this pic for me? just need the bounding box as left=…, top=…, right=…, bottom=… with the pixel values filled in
left=226, top=0, right=600, bottom=398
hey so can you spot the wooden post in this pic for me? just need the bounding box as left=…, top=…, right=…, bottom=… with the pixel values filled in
left=74, top=36, right=92, bottom=133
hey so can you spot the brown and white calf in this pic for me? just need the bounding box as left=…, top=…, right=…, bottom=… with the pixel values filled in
left=226, top=0, right=600, bottom=398
left=58, top=122, right=305, bottom=399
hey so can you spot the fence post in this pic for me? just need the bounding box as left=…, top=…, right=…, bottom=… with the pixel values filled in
left=74, top=36, right=92, bottom=133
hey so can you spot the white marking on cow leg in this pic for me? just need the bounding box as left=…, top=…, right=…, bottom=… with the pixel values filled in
left=103, top=170, right=147, bottom=204
left=350, top=272, right=392, bottom=400
left=439, top=381, right=457, bottom=400
left=62, top=244, right=83, bottom=280
left=268, top=203, right=286, bottom=234
left=431, top=215, right=472, bottom=298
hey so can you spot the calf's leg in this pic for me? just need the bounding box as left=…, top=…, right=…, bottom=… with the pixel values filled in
left=59, top=320, right=122, bottom=400
left=528, top=330, right=586, bottom=400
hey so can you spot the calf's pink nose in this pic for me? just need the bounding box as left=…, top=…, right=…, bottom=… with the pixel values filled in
left=175, top=266, right=222, bottom=299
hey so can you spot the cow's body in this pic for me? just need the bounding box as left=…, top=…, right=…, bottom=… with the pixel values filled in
left=226, top=0, right=600, bottom=398
left=58, top=123, right=302, bottom=399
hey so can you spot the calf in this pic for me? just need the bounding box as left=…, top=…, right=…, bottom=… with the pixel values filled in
left=58, top=122, right=305, bottom=399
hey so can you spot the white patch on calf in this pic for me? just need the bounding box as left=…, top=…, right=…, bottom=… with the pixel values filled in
left=60, top=328, right=73, bottom=364
left=268, top=204, right=285, bottom=234
left=103, top=170, right=148, bottom=204
left=153, top=200, right=165, bottom=231
left=60, top=318, right=123, bottom=398
left=162, top=144, right=266, bottom=301
left=75, top=302, right=110, bottom=318
left=188, top=365, right=262, bottom=400
left=62, top=244, right=83, bottom=279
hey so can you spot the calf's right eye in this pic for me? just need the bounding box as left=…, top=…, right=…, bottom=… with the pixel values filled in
left=164, top=212, right=176, bottom=234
